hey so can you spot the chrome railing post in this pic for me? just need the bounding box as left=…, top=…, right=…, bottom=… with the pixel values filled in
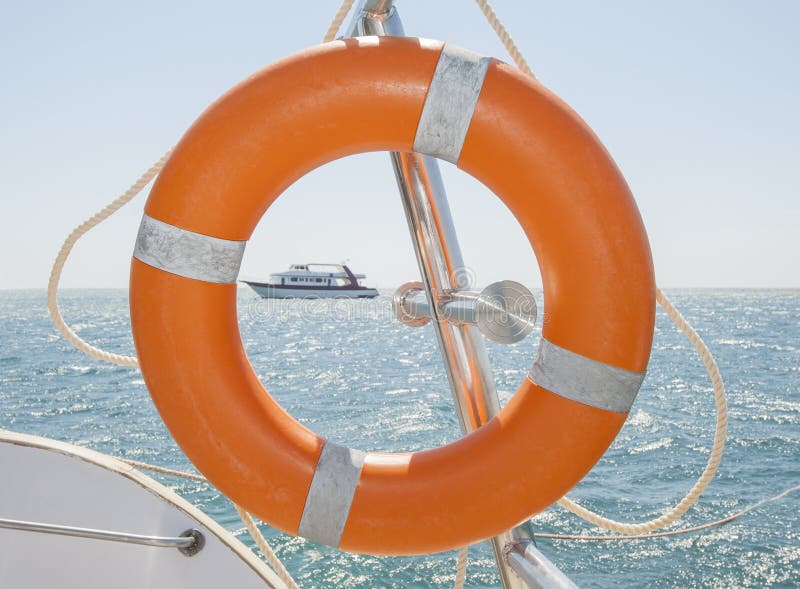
left=347, top=3, right=574, bottom=588
left=348, top=4, right=531, bottom=587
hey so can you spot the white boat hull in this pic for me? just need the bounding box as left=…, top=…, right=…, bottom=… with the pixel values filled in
left=244, top=283, right=378, bottom=299
left=0, top=430, right=285, bottom=589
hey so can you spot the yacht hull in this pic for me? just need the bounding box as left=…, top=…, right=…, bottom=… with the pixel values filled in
left=0, top=430, right=285, bottom=589
left=243, top=282, right=379, bottom=299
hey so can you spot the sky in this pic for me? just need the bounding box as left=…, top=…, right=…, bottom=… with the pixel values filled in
left=1, top=0, right=798, bottom=290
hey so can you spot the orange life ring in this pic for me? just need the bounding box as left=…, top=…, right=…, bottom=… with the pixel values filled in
left=130, top=37, right=655, bottom=556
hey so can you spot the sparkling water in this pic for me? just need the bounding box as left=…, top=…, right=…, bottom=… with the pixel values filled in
left=1, top=289, right=798, bottom=588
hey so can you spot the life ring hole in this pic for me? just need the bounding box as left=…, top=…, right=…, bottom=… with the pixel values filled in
left=238, top=152, right=543, bottom=452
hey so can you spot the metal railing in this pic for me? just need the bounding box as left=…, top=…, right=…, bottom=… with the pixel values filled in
left=347, top=2, right=578, bottom=587
left=0, top=517, right=204, bottom=556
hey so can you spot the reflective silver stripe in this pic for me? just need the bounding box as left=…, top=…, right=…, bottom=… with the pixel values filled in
left=413, top=44, right=491, bottom=164
left=133, top=214, right=246, bottom=284
left=297, top=442, right=365, bottom=547
left=528, top=338, right=645, bottom=413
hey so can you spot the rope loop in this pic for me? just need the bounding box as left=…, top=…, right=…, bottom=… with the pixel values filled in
left=47, top=1, right=729, bottom=585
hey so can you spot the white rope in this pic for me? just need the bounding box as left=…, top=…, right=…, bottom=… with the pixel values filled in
left=235, top=506, right=302, bottom=589
left=453, top=546, right=469, bottom=589
left=539, top=483, right=800, bottom=541
left=120, top=457, right=206, bottom=481
left=46, top=150, right=172, bottom=367
left=471, top=0, right=729, bottom=536
left=473, top=0, right=535, bottom=79
left=45, top=0, right=356, bottom=369
left=323, top=0, right=356, bottom=43
left=554, top=289, right=728, bottom=534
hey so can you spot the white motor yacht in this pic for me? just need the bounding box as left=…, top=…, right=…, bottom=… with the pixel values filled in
left=242, top=264, right=379, bottom=299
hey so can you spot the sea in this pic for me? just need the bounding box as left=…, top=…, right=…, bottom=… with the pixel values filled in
left=1, top=289, right=798, bottom=588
